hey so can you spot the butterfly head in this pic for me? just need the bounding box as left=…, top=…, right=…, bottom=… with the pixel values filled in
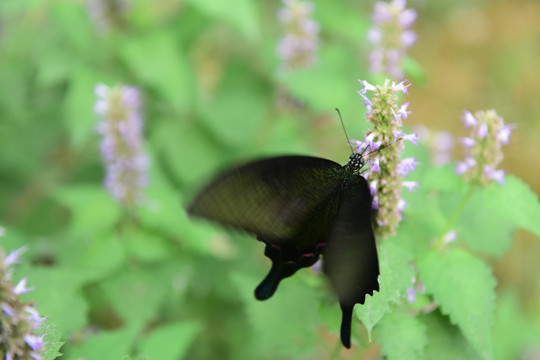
left=349, top=153, right=366, bottom=171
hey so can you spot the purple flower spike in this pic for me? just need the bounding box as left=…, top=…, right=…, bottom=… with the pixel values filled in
left=277, top=0, right=320, bottom=71
left=353, top=79, right=418, bottom=238
left=368, top=0, right=417, bottom=79
left=457, top=109, right=513, bottom=186
left=1, top=247, right=47, bottom=359
left=95, top=84, right=150, bottom=209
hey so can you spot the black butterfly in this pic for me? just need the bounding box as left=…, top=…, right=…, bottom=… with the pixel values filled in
left=187, top=152, right=379, bottom=348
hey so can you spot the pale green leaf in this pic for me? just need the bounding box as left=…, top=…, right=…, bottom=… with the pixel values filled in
left=63, top=70, right=102, bottom=147
left=19, top=267, right=89, bottom=335
left=418, top=249, right=495, bottom=360
left=483, top=175, right=540, bottom=237
left=53, top=185, right=122, bottom=237
left=421, top=311, right=479, bottom=360
left=138, top=321, right=202, bottom=360
left=456, top=189, right=515, bottom=256
left=356, top=241, right=414, bottom=338
left=120, top=32, right=194, bottom=112
left=187, top=0, right=260, bottom=40
left=40, top=322, right=64, bottom=360
left=101, top=264, right=178, bottom=326
left=66, top=324, right=141, bottom=360
left=230, top=271, right=321, bottom=357
left=375, top=312, right=427, bottom=360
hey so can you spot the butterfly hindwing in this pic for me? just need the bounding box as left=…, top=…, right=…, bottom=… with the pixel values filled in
left=188, top=156, right=343, bottom=243
left=322, top=174, right=379, bottom=348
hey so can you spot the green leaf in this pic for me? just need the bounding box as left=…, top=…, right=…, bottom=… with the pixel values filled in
left=119, top=31, right=194, bottom=112
left=19, top=266, right=89, bottom=335
left=123, top=227, right=175, bottom=263
left=63, top=69, right=102, bottom=147
left=53, top=185, right=122, bottom=237
left=230, top=271, right=321, bottom=357
left=40, top=321, right=64, bottom=360
left=101, top=263, right=179, bottom=327
left=483, top=175, right=540, bottom=237
left=356, top=240, right=414, bottom=338
left=421, top=311, right=479, bottom=360
left=374, top=312, right=427, bottom=360
left=456, top=188, right=515, bottom=256
left=66, top=324, right=141, bottom=360
left=187, top=0, right=260, bottom=41
left=493, top=291, right=540, bottom=360
left=138, top=321, right=202, bottom=360
left=278, top=47, right=359, bottom=112
left=420, top=164, right=466, bottom=193
left=58, top=232, right=126, bottom=281
left=152, top=119, right=221, bottom=186
left=198, top=81, right=268, bottom=148
left=418, top=249, right=496, bottom=360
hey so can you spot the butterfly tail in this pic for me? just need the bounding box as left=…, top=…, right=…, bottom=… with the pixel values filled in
left=339, top=304, right=353, bottom=349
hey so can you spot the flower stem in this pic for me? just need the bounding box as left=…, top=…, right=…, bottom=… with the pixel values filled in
left=437, top=185, right=476, bottom=249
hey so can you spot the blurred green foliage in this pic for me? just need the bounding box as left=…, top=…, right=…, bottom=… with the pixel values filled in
left=1, top=1, right=539, bottom=359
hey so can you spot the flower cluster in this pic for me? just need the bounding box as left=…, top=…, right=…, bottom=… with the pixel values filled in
left=367, top=0, right=417, bottom=79
left=354, top=79, right=419, bottom=238
left=95, top=84, right=150, bottom=209
left=277, top=0, right=320, bottom=70
left=87, top=0, right=129, bottom=34
left=415, top=125, right=454, bottom=166
left=0, top=240, right=47, bottom=360
left=456, top=110, right=513, bottom=186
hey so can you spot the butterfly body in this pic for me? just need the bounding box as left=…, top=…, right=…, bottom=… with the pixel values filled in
left=188, top=153, right=379, bottom=348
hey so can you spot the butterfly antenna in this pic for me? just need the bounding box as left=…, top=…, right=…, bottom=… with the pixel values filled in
left=362, top=137, right=404, bottom=159
left=335, top=108, right=355, bottom=154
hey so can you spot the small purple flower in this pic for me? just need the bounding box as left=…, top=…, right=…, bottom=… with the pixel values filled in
left=406, top=287, right=416, bottom=303
left=370, top=157, right=381, bottom=173
left=463, top=111, right=477, bottom=127
left=497, top=125, right=515, bottom=145
left=455, top=158, right=476, bottom=175
left=5, top=246, right=27, bottom=267
left=277, top=0, right=320, bottom=70
left=95, top=84, right=150, bottom=209
left=397, top=157, right=420, bottom=176
left=484, top=166, right=505, bottom=184
left=456, top=110, right=513, bottom=186
left=403, top=181, right=419, bottom=192
left=443, top=230, right=457, bottom=244
left=392, top=80, right=411, bottom=94
left=459, top=137, right=476, bottom=147
left=477, top=123, right=488, bottom=138
left=24, top=334, right=46, bottom=352
left=367, top=0, right=417, bottom=79
left=14, top=278, right=34, bottom=295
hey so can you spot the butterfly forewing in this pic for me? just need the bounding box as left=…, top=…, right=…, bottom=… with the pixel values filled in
left=188, top=156, right=343, bottom=243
